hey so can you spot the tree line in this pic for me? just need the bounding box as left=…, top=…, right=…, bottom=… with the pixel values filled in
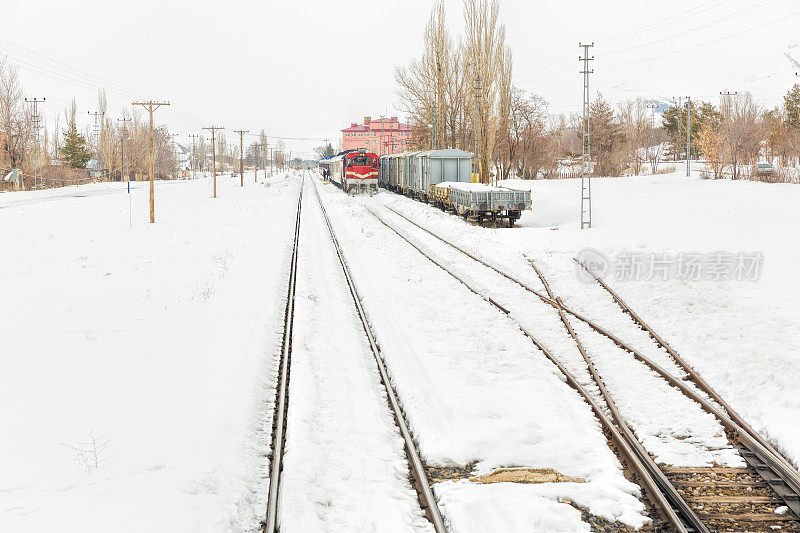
left=396, top=2, right=800, bottom=183
left=1, top=57, right=282, bottom=190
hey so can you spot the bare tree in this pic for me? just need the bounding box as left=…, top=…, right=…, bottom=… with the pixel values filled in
left=723, top=92, right=762, bottom=179
left=0, top=57, right=31, bottom=173
left=463, top=0, right=506, bottom=183
left=619, top=98, right=649, bottom=175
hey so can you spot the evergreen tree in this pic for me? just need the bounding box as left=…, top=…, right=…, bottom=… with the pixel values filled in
left=783, top=84, right=800, bottom=128
left=661, top=101, right=704, bottom=159
left=588, top=95, right=624, bottom=175
left=61, top=120, right=91, bottom=168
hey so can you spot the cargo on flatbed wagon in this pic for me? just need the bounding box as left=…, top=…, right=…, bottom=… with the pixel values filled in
left=430, top=182, right=532, bottom=227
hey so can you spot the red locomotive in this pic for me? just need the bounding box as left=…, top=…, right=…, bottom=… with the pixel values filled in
left=319, top=149, right=379, bottom=194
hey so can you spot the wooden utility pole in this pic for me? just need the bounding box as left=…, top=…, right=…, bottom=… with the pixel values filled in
left=132, top=101, right=170, bottom=223
left=203, top=126, right=225, bottom=197
left=234, top=130, right=248, bottom=187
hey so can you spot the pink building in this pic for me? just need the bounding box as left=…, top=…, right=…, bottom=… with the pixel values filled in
left=342, top=116, right=415, bottom=155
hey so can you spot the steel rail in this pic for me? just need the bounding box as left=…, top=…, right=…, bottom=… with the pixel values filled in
left=380, top=202, right=800, bottom=516
left=264, top=178, right=304, bottom=532
left=573, top=258, right=800, bottom=476
left=365, top=205, right=689, bottom=532
left=528, top=260, right=708, bottom=533
left=312, top=181, right=448, bottom=533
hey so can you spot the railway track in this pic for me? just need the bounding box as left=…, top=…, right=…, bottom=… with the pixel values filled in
left=263, top=176, right=447, bottom=532
left=368, top=201, right=800, bottom=532
left=264, top=178, right=303, bottom=533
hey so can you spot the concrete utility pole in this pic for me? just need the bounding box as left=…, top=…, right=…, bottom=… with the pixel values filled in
left=25, top=97, right=45, bottom=189
left=579, top=42, right=594, bottom=230
left=473, top=76, right=481, bottom=183
left=234, top=130, right=248, bottom=187
left=203, top=126, right=225, bottom=197
left=189, top=134, right=201, bottom=179
left=673, top=96, right=683, bottom=162
left=685, top=96, right=691, bottom=177
left=132, top=100, right=170, bottom=223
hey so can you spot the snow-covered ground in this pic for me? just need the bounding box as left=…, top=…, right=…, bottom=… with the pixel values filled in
left=3, top=167, right=797, bottom=532
left=319, top=180, right=650, bottom=530
left=1, top=172, right=296, bottom=532
left=375, top=170, right=800, bottom=471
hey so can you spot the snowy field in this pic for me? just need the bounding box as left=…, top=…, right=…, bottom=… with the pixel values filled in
left=2, top=168, right=798, bottom=532
left=1, top=172, right=296, bottom=532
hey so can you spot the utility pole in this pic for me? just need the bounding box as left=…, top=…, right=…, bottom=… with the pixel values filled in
left=474, top=76, right=481, bottom=183
left=269, top=147, right=273, bottom=176
left=720, top=91, right=737, bottom=118
left=118, top=117, right=132, bottom=227
left=202, top=126, right=224, bottom=197
left=253, top=142, right=263, bottom=182
left=132, top=101, right=170, bottom=223
left=685, top=96, right=691, bottom=177
left=234, top=129, right=248, bottom=186
left=579, top=42, right=594, bottom=229
left=25, top=97, right=45, bottom=189
left=189, top=134, right=201, bottom=179
left=169, top=132, right=178, bottom=179
left=646, top=103, right=658, bottom=128
left=379, top=116, right=385, bottom=156
left=87, top=110, right=104, bottom=157
left=673, top=96, right=683, bottom=162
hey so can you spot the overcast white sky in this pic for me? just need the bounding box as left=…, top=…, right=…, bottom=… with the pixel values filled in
left=2, top=0, right=799, bottom=157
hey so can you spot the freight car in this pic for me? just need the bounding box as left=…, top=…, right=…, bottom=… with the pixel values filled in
left=431, top=182, right=531, bottom=227
left=319, top=149, right=379, bottom=194
left=379, top=149, right=531, bottom=226
left=380, top=149, right=473, bottom=199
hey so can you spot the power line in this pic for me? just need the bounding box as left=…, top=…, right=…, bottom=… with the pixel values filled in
left=605, top=10, right=800, bottom=70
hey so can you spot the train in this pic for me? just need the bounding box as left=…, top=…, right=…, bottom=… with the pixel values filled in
left=379, top=149, right=532, bottom=227
left=318, top=149, right=379, bottom=194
